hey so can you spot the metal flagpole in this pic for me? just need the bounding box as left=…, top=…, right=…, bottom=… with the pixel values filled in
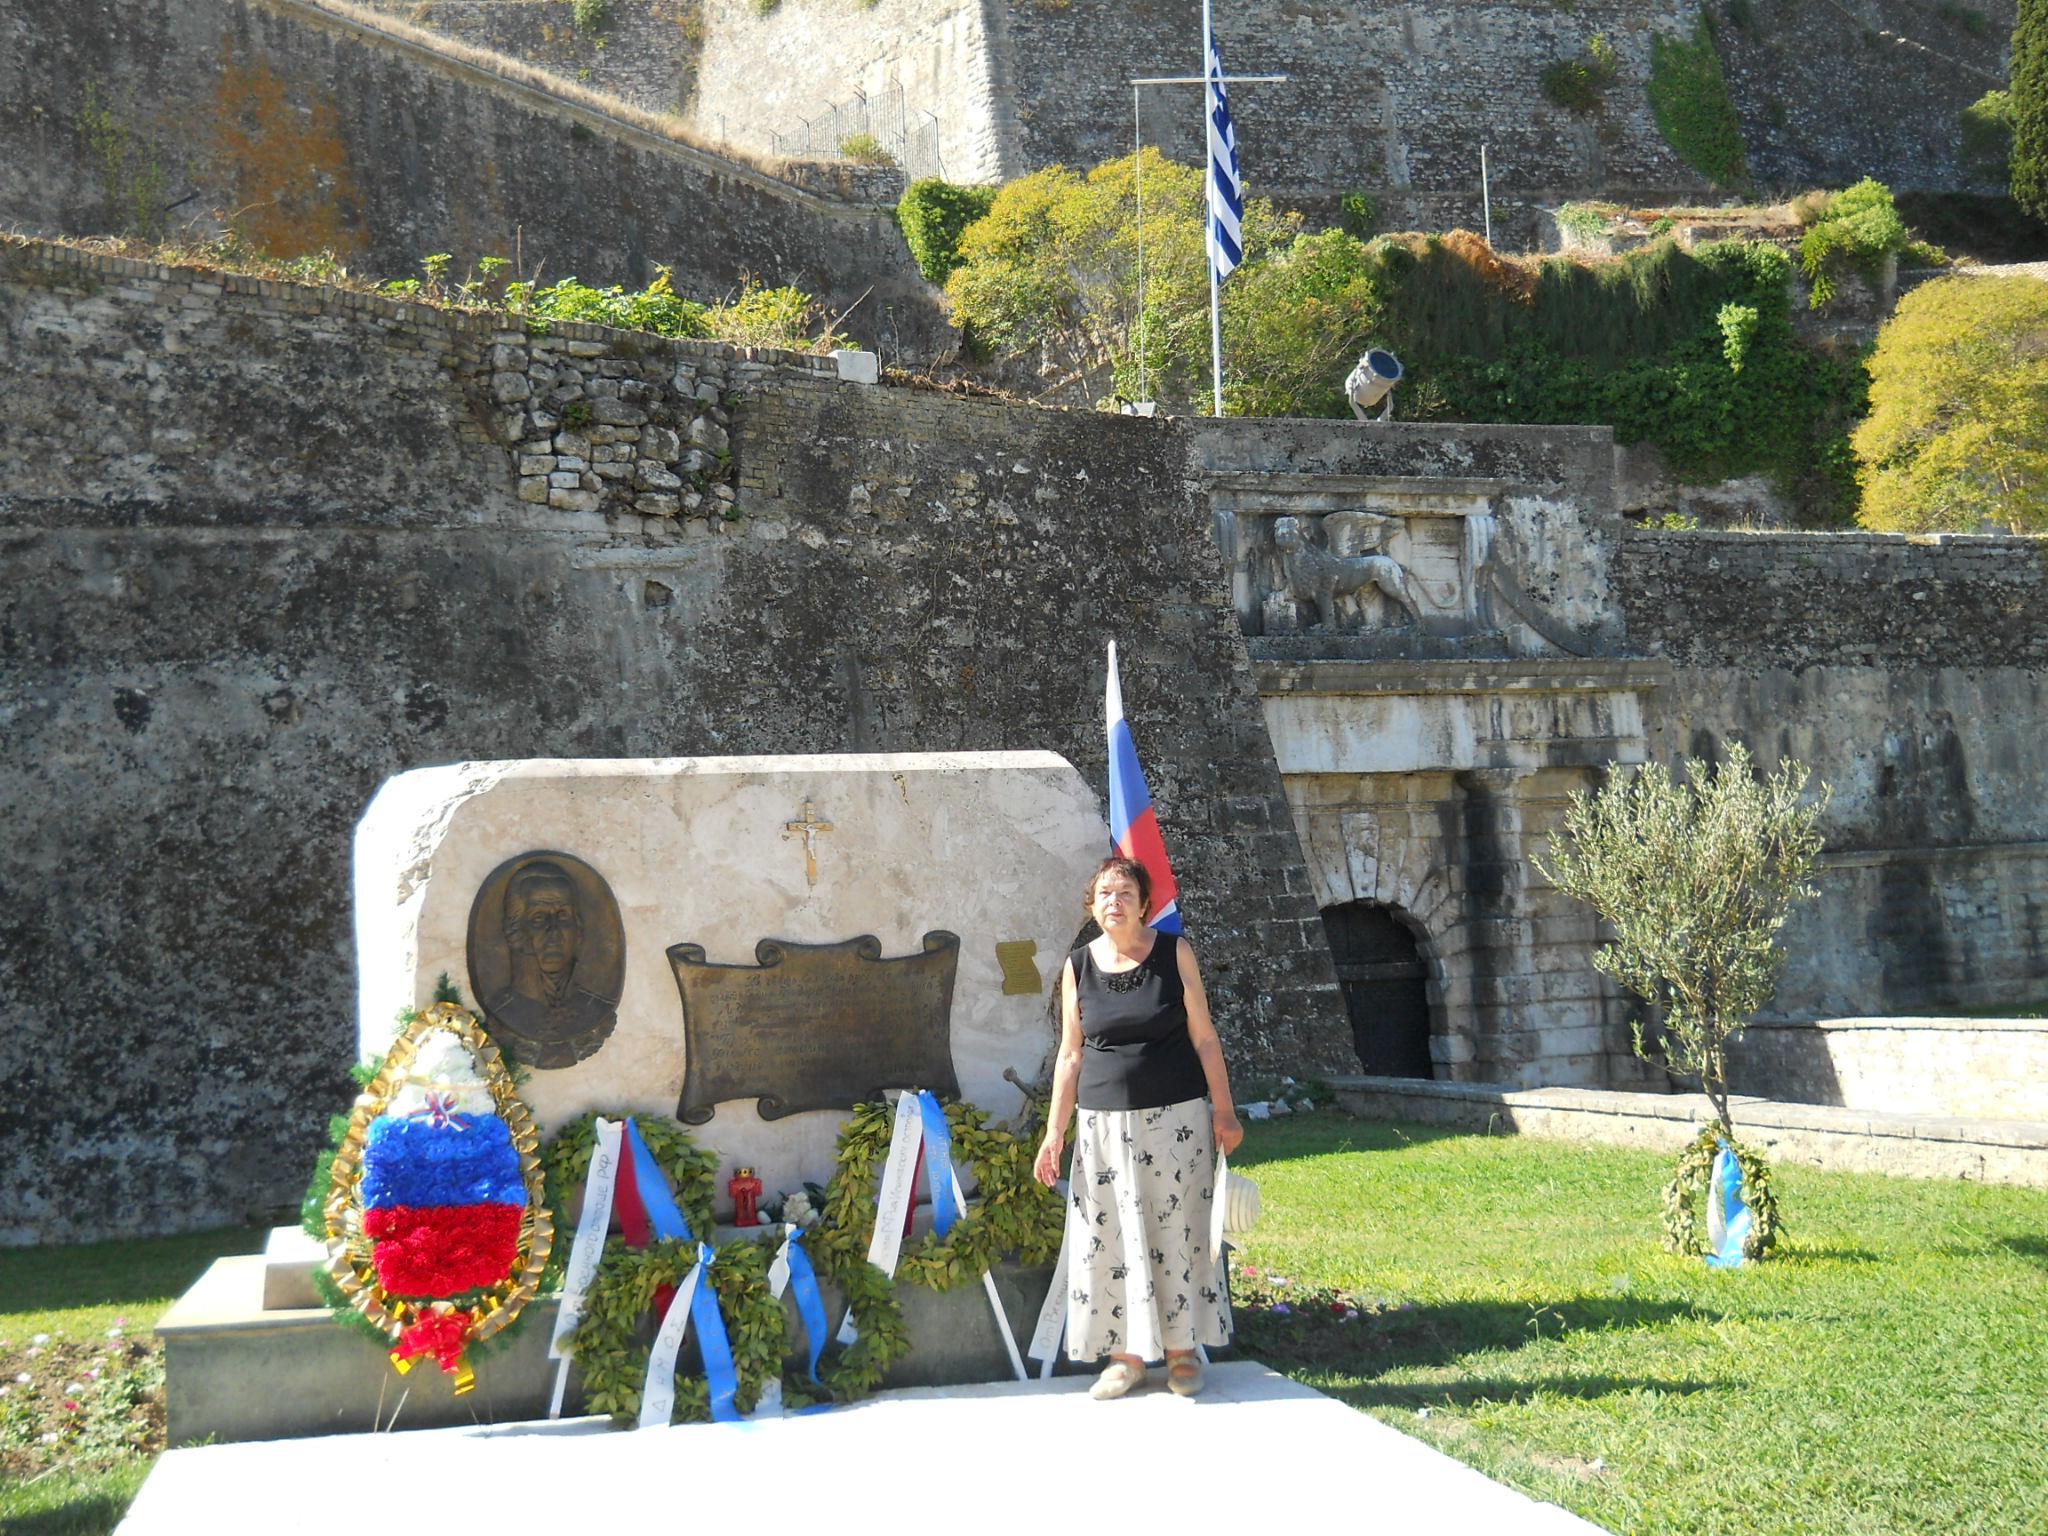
left=1204, top=0, right=1222, bottom=417
left=1126, top=55, right=1284, bottom=416
left=1134, top=83, right=1146, bottom=406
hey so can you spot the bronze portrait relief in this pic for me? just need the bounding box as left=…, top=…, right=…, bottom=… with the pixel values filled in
left=466, top=851, right=625, bottom=1069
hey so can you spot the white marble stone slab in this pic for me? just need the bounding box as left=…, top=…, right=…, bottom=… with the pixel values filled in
left=355, top=753, right=1103, bottom=1206
left=120, top=1364, right=1611, bottom=1535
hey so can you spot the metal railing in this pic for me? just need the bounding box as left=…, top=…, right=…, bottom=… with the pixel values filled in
left=768, top=81, right=944, bottom=181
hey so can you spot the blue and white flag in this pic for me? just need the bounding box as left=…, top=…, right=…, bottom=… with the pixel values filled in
left=1205, top=24, right=1244, bottom=285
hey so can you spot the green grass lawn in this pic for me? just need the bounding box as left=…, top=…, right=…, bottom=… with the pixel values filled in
left=6, top=1123, right=2047, bottom=1535
left=1230, top=1115, right=2048, bottom=1536
left=0, top=1226, right=264, bottom=1536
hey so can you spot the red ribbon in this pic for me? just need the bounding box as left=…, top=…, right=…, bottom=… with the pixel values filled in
left=407, top=1091, right=472, bottom=1131
left=395, top=1309, right=475, bottom=1373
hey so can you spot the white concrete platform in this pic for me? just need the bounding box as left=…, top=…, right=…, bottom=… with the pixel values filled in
left=120, top=1362, right=1607, bottom=1535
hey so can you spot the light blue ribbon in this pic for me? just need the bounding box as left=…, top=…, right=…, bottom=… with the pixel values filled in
left=917, top=1090, right=959, bottom=1236
left=623, top=1120, right=738, bottom=1421
left=783, top=1229, right=830, bottom=1386
left=624, top=1117, right=695, bottom=1242
left=688, top=1240, right=741, bottom=1422
left=1705, top=1141, right=1754, bottom=1269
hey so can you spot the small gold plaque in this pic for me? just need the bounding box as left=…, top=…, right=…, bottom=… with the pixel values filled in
left=995, top=940, right=1042, bottom=996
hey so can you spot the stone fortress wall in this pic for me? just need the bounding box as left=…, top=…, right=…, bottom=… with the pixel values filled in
left=367, top=0, right=2012, bottom=246
left=4, top=234, right=2043, bottom=1243
left=0, top=235, right=1348, bottom=1245
left=0, top=0, right=947, bottom=359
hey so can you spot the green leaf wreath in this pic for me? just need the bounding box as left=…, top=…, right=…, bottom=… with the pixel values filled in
left=1662, top=1121, right=1781, bottom=1262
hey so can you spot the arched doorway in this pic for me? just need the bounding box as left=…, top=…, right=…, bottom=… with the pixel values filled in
left=1321, top=901, right=1433, bottom=1077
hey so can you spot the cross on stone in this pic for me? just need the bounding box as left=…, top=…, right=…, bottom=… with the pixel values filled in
left=783, top=797, right=835, bottom=888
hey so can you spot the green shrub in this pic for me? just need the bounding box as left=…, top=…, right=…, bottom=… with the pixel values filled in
left=1798, top=177, right=1907, bottom=307
left=1541, top=34, right=1620, bottom=114
left=571, top=0, right=612, bottom=32
left=1556, top=201, right=1616, bottom=242
left=838, top=132, right=895, bottom=166
left=2014, top=0, right=2048, bottom=219
left=1960, top=88, right=2016, bottom=184
left=1647, top=18, right=1750, bottom=188
left=897, top=178, right=998, bottom=285
left=1338, top=190, right=1380, bottom=241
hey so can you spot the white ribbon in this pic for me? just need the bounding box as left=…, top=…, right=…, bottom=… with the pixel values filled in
left=836, top=1093, right=924, bottom=1345
left=548, top=1116, right=622, bottom=1419
left=749, top=1223, right=803, bottom=1420
left=636, top=1250, right=707, bottom=1430
left=1210, top=1148, right=1230, bottom=1260
left=833, top=1093, right=1027, bottom=1380
left=1027, top=1185, right=1075, bottom=1378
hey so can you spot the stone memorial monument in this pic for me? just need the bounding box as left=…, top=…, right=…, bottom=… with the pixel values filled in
left=354, top=752, right=1105, bottom=1209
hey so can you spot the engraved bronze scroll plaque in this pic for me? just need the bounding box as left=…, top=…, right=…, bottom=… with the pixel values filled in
left=667, top=932, right=962, bottom=1124
left=467, top=851, right=625, bottom=1070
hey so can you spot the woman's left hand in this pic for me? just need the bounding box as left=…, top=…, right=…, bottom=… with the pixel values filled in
left=1214, top=1105, right=1244, bottom=1157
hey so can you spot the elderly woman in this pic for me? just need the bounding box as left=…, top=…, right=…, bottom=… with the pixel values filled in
left=1033, top=855, right=1244, bottom=1398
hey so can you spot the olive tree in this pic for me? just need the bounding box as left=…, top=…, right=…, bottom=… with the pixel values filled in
left=1539, top=745, right=1827, bottom=1257
left=1539, top=743, right=1829, bottom=1134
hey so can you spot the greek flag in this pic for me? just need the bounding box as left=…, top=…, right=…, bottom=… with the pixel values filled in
left=1205, top=24, right=1243, bottom=285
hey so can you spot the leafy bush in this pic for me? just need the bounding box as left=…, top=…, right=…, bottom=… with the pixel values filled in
left=1852, top=275, right=2048, bottom=532
left=1374, top=233, right=1866, bottom=510
left=1961, top=88, right=2016, bottom=184
left=1221, top=228, right=1384, bottom=417
left=838, top=132, right=895, bottom=166
left=572, top=0, right=612, bottom=32
left=1647, top=18, right=1750, bottom=188
left=1555, top=201, right=1616, bottom=242
left=945, top=150, right=1293, bottom=405
left=1798, top=177, right=1907, bottom=307
left=2016, top=0, right=2048, bottom=220
left=1541, top=34, right=1620, bottom=114
left=500, top=268, right=843, bottom=352
left=896, top=178, right=997, bottom=284
left=1338, top=190, right=1380, bottom=241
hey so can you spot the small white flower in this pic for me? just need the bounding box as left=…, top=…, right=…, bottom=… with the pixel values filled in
left=63, top=1382, right=84, bottom=1395
left=30, top=1334, right=49, bottom=1346
left=13, top=1372, right=29, bottom=1384
left=105, top=1327, right=123, bottom=1339
left=38, top=1431, right=60, bottom=1445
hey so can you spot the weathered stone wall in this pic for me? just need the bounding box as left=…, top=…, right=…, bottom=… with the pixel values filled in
left=0, top=0, right=946, bottom=359
left=1725, top=1017, right=2048, bottom=1121
left=1718, top=0, right=2018, bottom=196
left=1619, top=530, right=2048, bottom=1017
left=361, top=0, right=707, bottom=118
left=0, top=236, right=1347, bottom=1245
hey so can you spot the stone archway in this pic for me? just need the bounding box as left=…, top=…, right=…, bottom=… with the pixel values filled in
left=1321, top=900, right=1435, bottom=1077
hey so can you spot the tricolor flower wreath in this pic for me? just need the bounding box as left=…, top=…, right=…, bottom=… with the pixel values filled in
left=318, top=1004, right=553, bottom=1390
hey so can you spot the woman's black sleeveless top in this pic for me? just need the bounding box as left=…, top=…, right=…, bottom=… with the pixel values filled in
left=1072, top=933, right=1208, bottom=1111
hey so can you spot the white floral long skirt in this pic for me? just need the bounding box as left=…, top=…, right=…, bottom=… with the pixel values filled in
left=1065, top=1096, right=1233, bottom=1363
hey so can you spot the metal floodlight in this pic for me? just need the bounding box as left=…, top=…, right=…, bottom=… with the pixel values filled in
left=1346, top=348, right=1404, bottom=421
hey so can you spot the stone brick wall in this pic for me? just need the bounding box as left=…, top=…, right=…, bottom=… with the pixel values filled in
left=1726, top=1017, right=2048, bottom=1121
left=1620, top=529, right=2048, bottom=1016
left=363, top=0, right=707, bottom=117
left=0, top=0, right=946, bottom=359
left=0, top=235, right=1346, bottom=1244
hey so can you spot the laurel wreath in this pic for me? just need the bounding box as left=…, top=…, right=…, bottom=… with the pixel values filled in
left=819, top=1096, right=1065, bottom=1292
left=1661, top=1120, right=1782, bottom=1261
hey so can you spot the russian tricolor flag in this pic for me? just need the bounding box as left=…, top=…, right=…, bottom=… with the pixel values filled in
left=1106, top=639, right=1182, bottom=935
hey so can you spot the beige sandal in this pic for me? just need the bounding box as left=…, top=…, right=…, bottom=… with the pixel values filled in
left=1089, top=1359, right=1146, bottom=1400
left=1167, top=1352, right=1204, bottom=1397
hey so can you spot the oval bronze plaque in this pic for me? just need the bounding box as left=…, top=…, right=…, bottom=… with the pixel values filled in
left=466, top=850, right=625, bottom=1069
